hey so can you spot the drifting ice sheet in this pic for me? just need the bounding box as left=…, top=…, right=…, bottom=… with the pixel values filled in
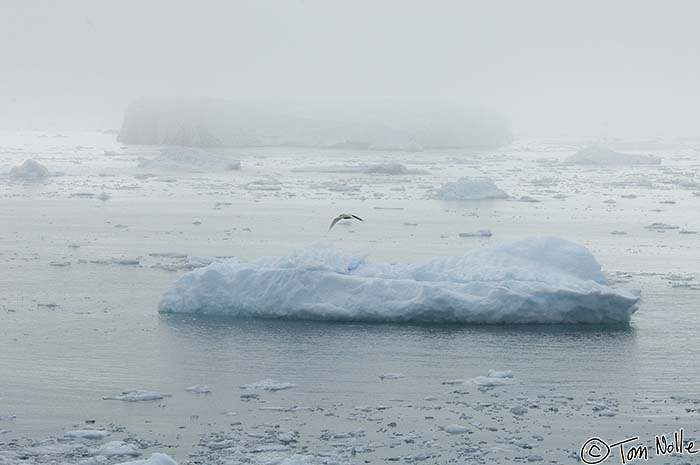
left=159, top=237, right=639, bottom=324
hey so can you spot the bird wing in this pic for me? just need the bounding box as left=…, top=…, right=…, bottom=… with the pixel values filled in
left=328, top=215, right=342, bottom=231
left=351, top=215, right=364, bottom=222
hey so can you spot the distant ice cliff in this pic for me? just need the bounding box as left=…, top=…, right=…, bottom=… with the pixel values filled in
left=118, top=98, right=513, bottom=149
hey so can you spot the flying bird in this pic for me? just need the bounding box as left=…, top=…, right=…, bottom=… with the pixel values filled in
left=329, top=213, right=364, bottom=231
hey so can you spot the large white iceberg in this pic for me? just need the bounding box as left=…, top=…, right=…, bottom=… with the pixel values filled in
left=434, top=177, right=509, bottom=200
left=118, top=98, right=513, bottom=149
left=159, top=237, right=639, bottom=324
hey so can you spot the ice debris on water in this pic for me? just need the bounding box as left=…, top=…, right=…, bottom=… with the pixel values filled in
left=103, top=390, right=173, bottom=402
left=241, top=379, right=297, bottom=392
left=433, top=177, right=509, bottom=201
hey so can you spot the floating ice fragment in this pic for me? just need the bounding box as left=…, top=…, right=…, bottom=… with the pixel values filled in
left=241, top=379, right=296, bottom=391
left=458, top=229, right=492, bottom=238
left=487, top=369, right=513, bottom=379
left=510, top=406, right=528, bottom=416
left=65, top=430, right=111, bottom=439
left=9, top=159, right=49, bottom=180
left=434, top=177, right=509, bottom=201
left=564, top=146, right=661, bottom=165
left=185, top=384, right=211, bottom=394
left=646, top=222, right=679, bottom=231
left=91, top=441, right=141, bottom=457
left=103, top=390, right=172, bottom=402
left=445, top=424, right=469, bottom=434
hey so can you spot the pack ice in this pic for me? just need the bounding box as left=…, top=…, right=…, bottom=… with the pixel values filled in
left=159, top=237, right=639, bottom=324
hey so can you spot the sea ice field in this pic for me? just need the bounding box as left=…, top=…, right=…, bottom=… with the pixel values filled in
left=2, top=132, right=700, bottom=464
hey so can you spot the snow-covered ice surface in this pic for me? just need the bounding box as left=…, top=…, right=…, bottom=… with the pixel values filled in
left=2, top=131, right=700, bottom=464
left=159, top=238, right=639, bottom=323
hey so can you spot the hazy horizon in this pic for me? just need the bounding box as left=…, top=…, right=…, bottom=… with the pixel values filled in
left=2, top=0, right=699, bottom=139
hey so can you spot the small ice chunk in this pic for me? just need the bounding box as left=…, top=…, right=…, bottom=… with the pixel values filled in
left=564, top=146, right=661, bottom=165
left=65, top=429, right=111, bottom=439
left=103, top=390, right=172, bottom=402
left=487, top=369, right=513, bottom=379
left=445, top=424, right=469, bottom=434
left=185, top=384, right=211, bottom=394
left=92, top=441, right=142, bottom=457
left=458, top=229, right=492, bottom=238
left=364, top=162, right=428, bottom=175
left=646, top=222, right=679, bottom=231
left=241, top=379, right=296, bottom=391
left=434, top=177, right=509, bottom=201
left=471, top=369, right=514, bottom=390
left=510, top=405, right=528, bottom=416
left=9, top=159, right=50, bottom=180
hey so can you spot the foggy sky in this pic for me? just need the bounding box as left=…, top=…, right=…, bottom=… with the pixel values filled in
left=2, top=0, right=699, bottom=139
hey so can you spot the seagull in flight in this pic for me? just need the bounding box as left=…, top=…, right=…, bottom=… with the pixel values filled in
left=329, top=213, right=364, bottom=231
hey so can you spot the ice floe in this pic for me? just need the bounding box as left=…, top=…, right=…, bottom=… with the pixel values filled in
left=645, top=222, right=679, bottom=231
left=458, top=229, right=492, bottom=237
left=8, top=159, right=50, bottom=180
left=564, top=146, right=661, bottom=166
left=185, top=384, right=212, bottom=394
left=241, top=379, right=297, bottom=392
left=445, top=424, right=469, bottom=434
left=64, top=429, right=111, bottom=439
left=159, top=237, right=640, bottom=324
left=103, top=390, right=172, bottom=402
left=433, top=177, right=509, bottom=200
left=91, top=441, right=141, bottom=457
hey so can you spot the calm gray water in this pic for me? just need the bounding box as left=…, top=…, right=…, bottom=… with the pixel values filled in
left=1, top=132, right=700, bottom=464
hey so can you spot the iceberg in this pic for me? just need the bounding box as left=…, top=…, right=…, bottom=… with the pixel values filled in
left=434, top=177, right=509, bottom=201
left=118, top=98, right=513, bottom=149
left=564, top=146, right=661, bottom=166
left=9, top=159, right=50, bottom=180
left=159, top=237, right=639, bottom=324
